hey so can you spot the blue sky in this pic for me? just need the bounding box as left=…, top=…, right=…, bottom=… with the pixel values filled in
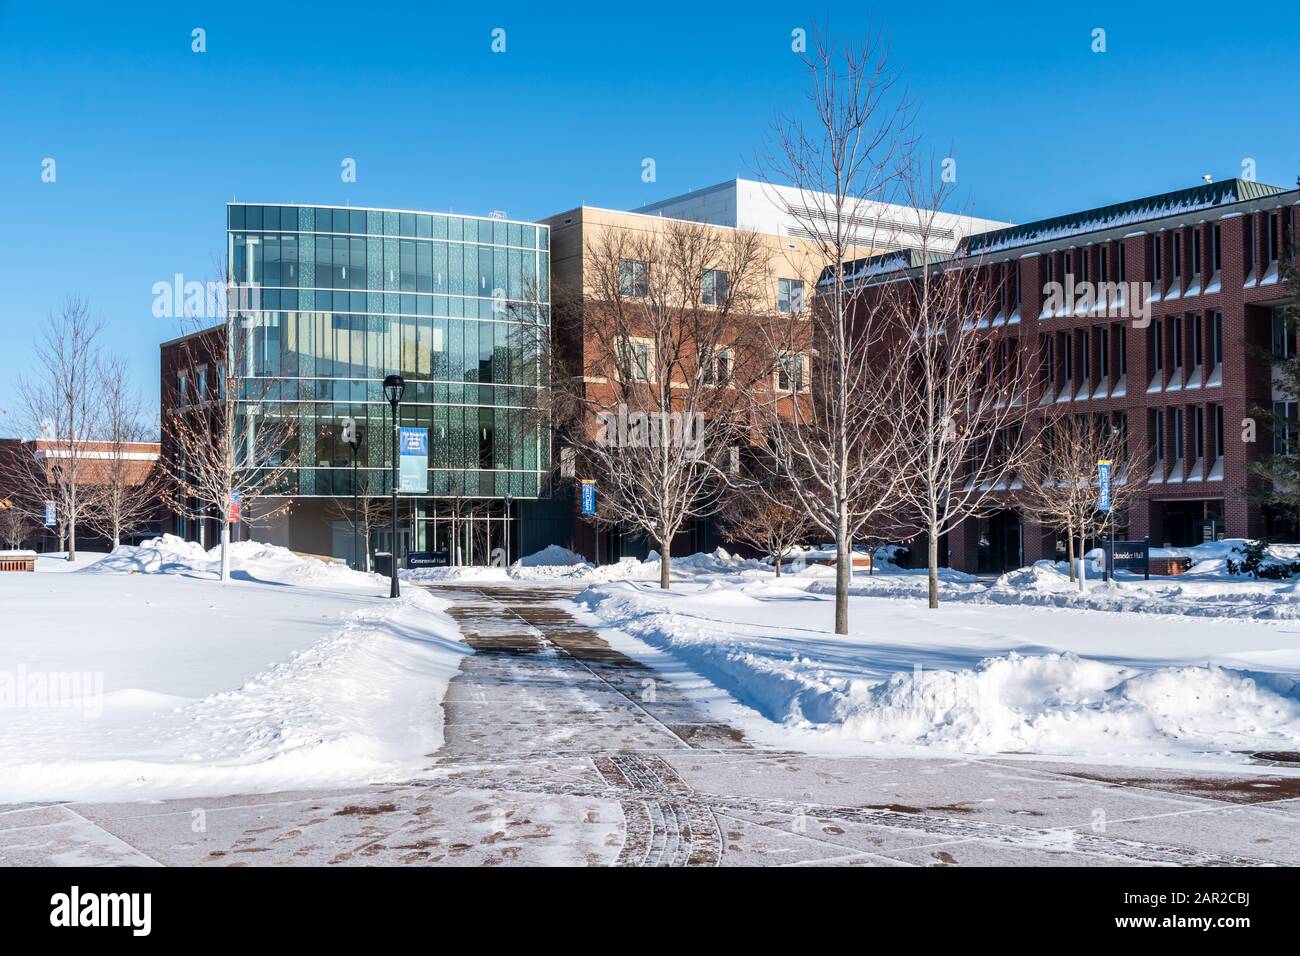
left=1, top=1, right=1295, bottom=425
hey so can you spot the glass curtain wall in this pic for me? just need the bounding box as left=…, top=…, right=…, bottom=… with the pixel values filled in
left=226, top=203, right=550, bottom=556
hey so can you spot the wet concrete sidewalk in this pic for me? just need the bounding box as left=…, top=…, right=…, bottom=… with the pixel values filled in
left=4, top=583, right=1300, bottom=866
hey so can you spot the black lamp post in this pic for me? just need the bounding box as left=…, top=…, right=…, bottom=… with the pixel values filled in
left=384, top=374, right=405, bottom=598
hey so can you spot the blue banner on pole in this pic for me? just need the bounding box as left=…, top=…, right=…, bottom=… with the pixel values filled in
left=399, top=427, right=428, bottom=494
left=1097, top=460, right=1112, bottom=512
left=580, top=480, right=597, bottom=515
left=43, top=501, right=56, bottom=527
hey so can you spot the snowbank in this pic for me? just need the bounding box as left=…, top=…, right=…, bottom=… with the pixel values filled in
left=837, top=653, right=1300, bottom=756
left=86, top=534, right=385, bottom=590
left=403, top=545, right=774, bottom=586
left=0, top=534, right=469, bottom=802
left=575, top=573, right=1300, bottom=766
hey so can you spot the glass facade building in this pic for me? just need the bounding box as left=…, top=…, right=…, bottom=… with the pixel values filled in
left=226, top=202, right=552, bottom=564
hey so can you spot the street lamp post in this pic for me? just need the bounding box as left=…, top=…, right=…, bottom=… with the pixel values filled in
left=384, top=374, right=405, bottom=598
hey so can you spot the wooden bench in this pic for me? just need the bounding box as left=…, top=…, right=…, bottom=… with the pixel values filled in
left=0, top=552, right=37, bottom=572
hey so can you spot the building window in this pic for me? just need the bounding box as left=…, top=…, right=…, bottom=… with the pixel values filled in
left=1098, top=326, right=1109, bottom=378
left=1244, top=215, right=1256, bottom=277
left=1193, top=405, right=1205, bottom=459
left=1212, top=403, right=1224, bottom=458
left=1097, top=245, right=1109, bottom=283
left=1274, top=401, right=1298, bottom=455
left=478, top=420, right=494, bottom=470
left=1152, top=322, right=1163, bottom=373
left=1172, top=233, right=1183, bottom=279
left=176, top=370, right=188, bottom=408
left=1272, top=310, right=1295, bottom=358
left=1191, top=229, right=1202, bottom=277
left=1077, top=248, right=1088, bottom=283
left=1267, top=212, right=1280, bottom=264
left=195, top=365, right=208, bottom=403
left=1211, top=224, right=1222, bottom=272
left=703, top=349, right=731, bottom=385
left=1060, top=333, right=1072, bottom=386
left=1209, top=311, right=1223, bottom=368
left=1192, top=315, right=1203, bottom=367
left=1170, top=316, right=1183, bottom=371
left=619, top=259, right=649, bottom=298
left=1152, top=410, right=1165, bottom=461
left=1118, top=323, right=1127, bottom=374
left=701, top=268, right=729, bottom=307
left=1118, top=241, right=1127, bottom=281
left=778, top=278, right=805, bottom=313
left=1149, top=234, right=1162, bottom=284
left=1042, top=254, right=1054, bottom=286
left=776, top=354, right=809, bottom=392
left=619, top=337, right=654, bottom=380
left=1173, top=408, right=1184, bottom=461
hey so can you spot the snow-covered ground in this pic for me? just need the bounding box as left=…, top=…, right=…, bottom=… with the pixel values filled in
left=0, top=535, right=468, bottom=803
left=559, top=544, right=1300, bottom=770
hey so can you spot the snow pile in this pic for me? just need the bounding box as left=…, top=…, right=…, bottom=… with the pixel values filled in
left=837, top=654, right=1300, bottom=756
left=89, top=534, right=211, bottom=574
left=86, top=534, right=386, bottom=589
left=575, top=576, right=1300, bottom=765
left=0, top=534, right=469, bottom=802
left=517, top=544, right=587, bottom=567
left=980, top=558, right=1300, bottom=620
left=403, top=545, right=773, bottom=585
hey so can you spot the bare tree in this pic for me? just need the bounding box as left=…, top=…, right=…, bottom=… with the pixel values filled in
left=326, top=470, right=391, bottom=572
left=17, top=298, right=105, bottom=561
left=0, top=502, right=34, bottom=550
left=563, top=218, right=773, bottom=589
left=884, top=156, right=1040, bottom=607
left=752, top=26, right=916, bottom=632
left=160, top=267, right=298, bottom=581
left=719, top=474, right=816, bottom=577
left=1018, top=413, right=1151, bottom=588
left=84, top=353, right=161, bottom=548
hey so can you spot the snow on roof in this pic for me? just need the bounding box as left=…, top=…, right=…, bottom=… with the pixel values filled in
left=836, top=179, right=1294, bottom=285
left=964, top=178, right=1290, bottom=256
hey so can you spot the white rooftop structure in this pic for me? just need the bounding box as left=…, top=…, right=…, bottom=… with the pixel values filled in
left=633, top=178, right=1011, bottom=254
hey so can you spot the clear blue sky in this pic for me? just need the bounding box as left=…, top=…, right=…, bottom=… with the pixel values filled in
left=1, top=1, right=1296, bottom=427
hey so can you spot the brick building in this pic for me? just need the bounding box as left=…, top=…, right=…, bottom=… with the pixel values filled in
left=0, top=437, right=161, bottom=551
left=851, top=178, right=1300, bottom=573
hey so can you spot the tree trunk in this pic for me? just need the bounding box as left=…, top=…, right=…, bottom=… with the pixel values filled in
left=834, top=518, right=850, bottom=635
left=1077, top=529, right=1087, bottom=593
left=67, top=520, right=76, bottom=562
left=220, top=523, right=231, bottom=582
left=1066, top=525, right=1076, bottom=582
left=659, top=538, right=671, bottom=590
left=927, top=532, right=939, bottom=610
left=773, top=548, right=782, bottom=578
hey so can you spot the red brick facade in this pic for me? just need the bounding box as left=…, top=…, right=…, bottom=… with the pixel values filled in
left=926, top=183, right=1299, bottom=572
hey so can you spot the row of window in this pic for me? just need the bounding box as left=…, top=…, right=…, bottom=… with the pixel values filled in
left=1149, top=403, right=1226, bottom=464
left=615, top=337, right=809, bottom=393
left=980, top=208, right=1291, bottom=318
left=231, top=232, right=547, bottom=301
left=1147, top=312, right=1225, bottom=378
left=617, top=258, right=806, bottom=314
left=229, top=206, right=547, bottom=250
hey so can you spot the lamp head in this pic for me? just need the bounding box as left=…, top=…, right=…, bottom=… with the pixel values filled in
left=383, top=374, right=406, bottom=404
